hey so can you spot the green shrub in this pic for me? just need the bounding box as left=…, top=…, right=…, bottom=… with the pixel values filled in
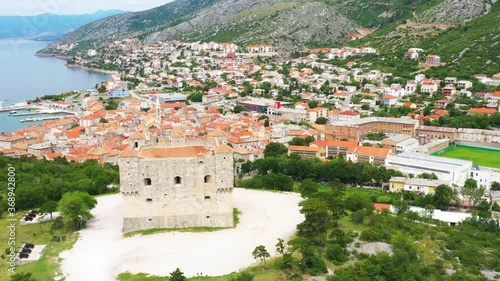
left=326, top=243, right=349, bottom=265
left=350, top=209, right=365, bottom=224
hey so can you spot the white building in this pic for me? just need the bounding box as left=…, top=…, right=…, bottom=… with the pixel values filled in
left=404, top=178, right=449, bottom=195
left=329, top=110, right=361, bottom=123
left=469, top=166, right=500, bottom=190
left=405, top=81, right=418, bottom=94
left=395, top=138, right=419, bottom=154
left=457, top=80, right=473, bottom=89
left=385, top=152, right=472, bottom=186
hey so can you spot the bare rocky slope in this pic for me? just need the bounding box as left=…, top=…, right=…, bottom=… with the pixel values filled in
left=415, top=0, right=496, bottom=24
left=43, top=0, right=495, bottom=53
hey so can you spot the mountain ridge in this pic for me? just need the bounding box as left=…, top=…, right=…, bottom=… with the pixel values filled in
left=43, top=0, right=452, bottom=51
left=0, top=10, right=127, bottom=40
left=41, top=0, right=496, bottom=54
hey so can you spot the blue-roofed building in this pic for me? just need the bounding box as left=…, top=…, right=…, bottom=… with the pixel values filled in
left=108, top=89, right=130, bottom=98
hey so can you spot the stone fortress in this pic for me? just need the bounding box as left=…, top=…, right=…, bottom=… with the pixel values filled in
left=118, top=130, right=234, bottom=233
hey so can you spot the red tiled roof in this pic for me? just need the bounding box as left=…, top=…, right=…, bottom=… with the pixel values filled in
left=374, top=203, right=391, bottom=211
left=381, top=95, right=397, bottom=99
left=467, top=108, right=497, bottom=115
left=355, top=146, right=392, bottom=157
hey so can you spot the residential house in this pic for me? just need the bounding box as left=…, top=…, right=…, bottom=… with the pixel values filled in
left=457, top=80, right=473, bottom=89
left=444, top=77, right=457, bottom=84
left=389, top=177, right=406, bottom=193
left=442, top=86, right=456, bottom=96
left=389, top=177, right=448, bottom=195
left=435, top=99, right=450, bottom=109
left=405, top=81, right=418, bottom=94
left=425, top=54, right=441, bottom=65
left=492, top=91, right=500, bottom=102
left=307, top=107, right=328, bottom=124
left=421, top=80, right=438, bottom=94
left=405, top=51, right=418, bottom=60
left=381, top=95, right=398, bottom=106
left=108, top=89, right=129, bottom=98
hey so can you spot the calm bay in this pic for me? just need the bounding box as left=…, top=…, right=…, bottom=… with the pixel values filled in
left=0, top=40, right=109, bottom=133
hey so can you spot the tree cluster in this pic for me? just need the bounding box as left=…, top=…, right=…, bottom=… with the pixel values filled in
left=0, top=156, right=119, bottom=212
left=241, top=152, right=404, bottom=187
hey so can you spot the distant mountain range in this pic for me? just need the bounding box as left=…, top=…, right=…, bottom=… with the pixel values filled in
left=0, top=10, right=126, bottom=40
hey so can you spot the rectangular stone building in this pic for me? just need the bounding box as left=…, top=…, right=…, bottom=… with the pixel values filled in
left=325, top=117, right=418, bottom=142
left=118, top=144, right=234, bottom=233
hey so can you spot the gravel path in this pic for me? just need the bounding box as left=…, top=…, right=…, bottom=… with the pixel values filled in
left=59, top=189, right=303, bottom=281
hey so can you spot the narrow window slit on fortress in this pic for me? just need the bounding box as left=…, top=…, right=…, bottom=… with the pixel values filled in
left=174, top=176, right=182, bottom=185
left=204, top=175, right=212, bottom=183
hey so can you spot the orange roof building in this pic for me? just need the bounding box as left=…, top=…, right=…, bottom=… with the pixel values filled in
left=467, top=107, right=497, bottom=115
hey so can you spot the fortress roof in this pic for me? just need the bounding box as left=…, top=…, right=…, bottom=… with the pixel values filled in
left=214, top=144, right=233, bottom=153
left=207, top=128, right=226, bottom=137
left=129, top=132, right=145, bottom=140
left=120, top=148, right=139, bottom=157
left=139, top=146, right=212, bottom=158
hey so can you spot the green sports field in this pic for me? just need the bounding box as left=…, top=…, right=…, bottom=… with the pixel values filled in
left=434, top=145, right=500, bottom=169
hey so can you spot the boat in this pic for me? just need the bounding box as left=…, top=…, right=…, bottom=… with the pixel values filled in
left=9, top=110, right=17, bottom=115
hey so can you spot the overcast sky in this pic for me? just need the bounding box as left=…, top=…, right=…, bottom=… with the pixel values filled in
left=0, top=0, right=173, bottom=16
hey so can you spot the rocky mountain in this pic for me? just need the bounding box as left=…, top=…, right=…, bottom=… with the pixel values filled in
left=415, top=0, right=494, bottom=25
left=0, top=10, right=126, bottom=40
left=40, top=0, right=425, bottom=51
left=346, top=0, right=499, bottom=77
left=42, top=0, right=496, bottom=52
left=46, top=0, right=219, bottom=45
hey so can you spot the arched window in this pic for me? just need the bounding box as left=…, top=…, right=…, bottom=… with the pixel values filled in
left=144, top=178, right=152, bottom=186
left=174, top=176, right=182, bottom=185
left=204, top=175, right=212, bottom=183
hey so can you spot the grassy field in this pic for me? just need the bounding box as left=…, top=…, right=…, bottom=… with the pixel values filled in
left=434, top=145, right=500, bottom=169
left=0, top=212, right=78, bottom=281
left=118, top=261, right=289, bottom=281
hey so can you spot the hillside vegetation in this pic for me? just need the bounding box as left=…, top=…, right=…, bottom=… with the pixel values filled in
left=347, top=1, right=499, bottom=77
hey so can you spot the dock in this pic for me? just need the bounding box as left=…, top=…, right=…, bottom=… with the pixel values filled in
left=0, top=105, right=41, bottom=113
left=10, top=110, right=73, bottom=117
left=20, top=115, right=74, bottom=123
left=10, top=111, right=41, bottom=117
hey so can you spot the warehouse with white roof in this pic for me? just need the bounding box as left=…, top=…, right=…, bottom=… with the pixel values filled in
left=385, top=152, right=472, bottom=186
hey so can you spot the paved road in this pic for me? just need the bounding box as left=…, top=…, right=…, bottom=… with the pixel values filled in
left=60, top=189, right=304, bottom=280
left=342, top=91, right=355, bottom=108
left=129, top=90, right=148, bottom=101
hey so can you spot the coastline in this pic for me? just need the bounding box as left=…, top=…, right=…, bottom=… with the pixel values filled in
left=35, top=53, right=72, bottom=60
left=66, top=64, right=120, bottom=75
left=35, top=53, right=119, bottom=75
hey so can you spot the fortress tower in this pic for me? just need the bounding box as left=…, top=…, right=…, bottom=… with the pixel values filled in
left=118, top=141, right=234, bottom=233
